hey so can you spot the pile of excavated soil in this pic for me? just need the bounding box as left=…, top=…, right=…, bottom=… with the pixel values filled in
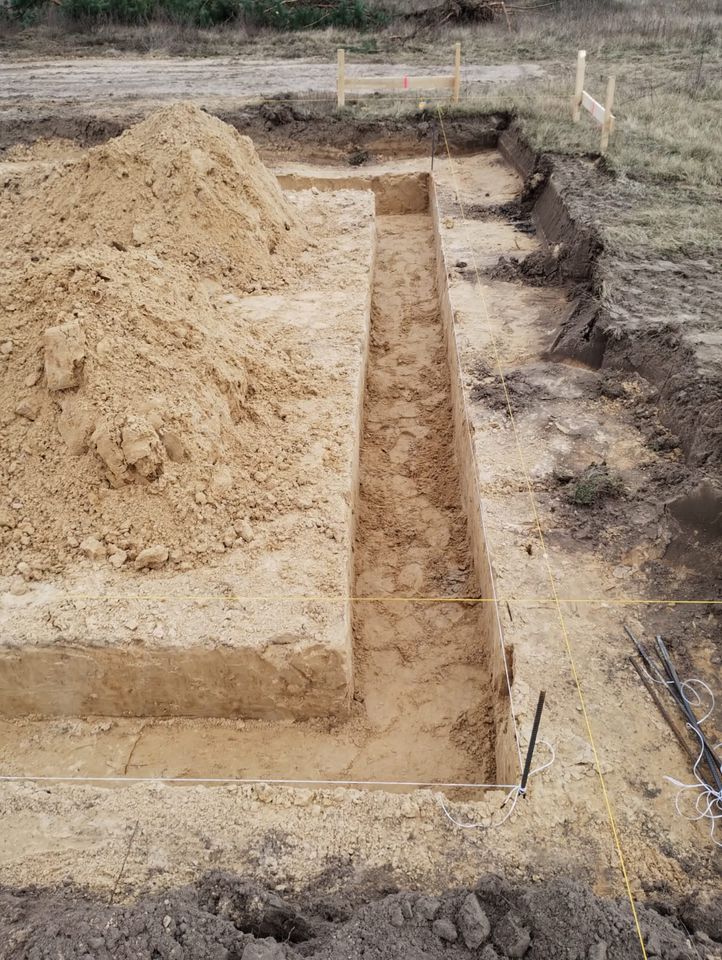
left=1, top=870, right=715, bottom=960
left=0, top=104, right=319, bottom=579
left=2, top=102, right=307, bottom=288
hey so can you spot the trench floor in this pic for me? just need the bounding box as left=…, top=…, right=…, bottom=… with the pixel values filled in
left=0, top=211, right=496, bottom=788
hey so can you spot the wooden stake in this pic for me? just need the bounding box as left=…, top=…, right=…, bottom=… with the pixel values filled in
left=600, top=74, right=616, bottom=153
left=501, top=1, right=512, bottom=32
left=572, top=49, right=586, bottom=122
left=452, top=42, right=461, bottom=104
left=337, top=48, right=346, bottom=109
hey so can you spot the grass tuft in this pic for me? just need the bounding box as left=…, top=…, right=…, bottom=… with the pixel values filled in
left=568, top=463, right=625, bottom=507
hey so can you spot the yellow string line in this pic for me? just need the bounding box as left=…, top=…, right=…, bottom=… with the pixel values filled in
left=39, top=594, right=721, bottom=605
left=435, top=106, right=649, bottom=960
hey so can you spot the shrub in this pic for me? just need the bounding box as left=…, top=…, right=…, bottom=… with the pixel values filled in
left=8, top=0, right=389, bottom=28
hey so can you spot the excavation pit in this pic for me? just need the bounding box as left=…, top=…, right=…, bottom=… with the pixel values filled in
left=0, top=120, right=527, bottom=790
left=0, top=97, right=718, bottom=919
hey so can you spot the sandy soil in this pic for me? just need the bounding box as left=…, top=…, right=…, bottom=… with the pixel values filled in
left=0, top=136, right=720, bottom=959
left=0, top=58, right=543, bottom=108
left=0, top=209, right=497, bottom=786
left=0, top=112, right=381, bottom=719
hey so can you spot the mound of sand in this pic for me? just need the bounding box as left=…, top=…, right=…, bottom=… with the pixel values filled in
left=1, top=102, right=306, bottom=290
left=0, top=106, right=319, bottom=578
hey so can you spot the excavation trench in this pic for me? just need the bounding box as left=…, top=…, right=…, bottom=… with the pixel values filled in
left=0, top=172, right=507, bottom=790
left=351, top=211, right=498, bottom=786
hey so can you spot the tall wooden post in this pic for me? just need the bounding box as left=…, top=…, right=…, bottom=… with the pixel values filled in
left=452, top=42, right=461, bottom=104
left=572, top=49, right=586, bottom=122
left=337, top=48, right=346, bottom=109
left=600, top=75, right=616, bottom=153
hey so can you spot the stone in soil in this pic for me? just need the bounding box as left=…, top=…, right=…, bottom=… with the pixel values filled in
left=458, top=892, right=491, bottom=948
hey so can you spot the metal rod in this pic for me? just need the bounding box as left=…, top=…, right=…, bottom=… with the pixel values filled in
left=628, top=657, right=696, bottom=764
left=655, top=636, right=722, bottom=793
left=624, top=626, right=666, bottom=684
left=431, top=122, right=437, bottom=171
left=627, top=626, right=722, bottom=792
left=520, top=690, right=546, bottom=796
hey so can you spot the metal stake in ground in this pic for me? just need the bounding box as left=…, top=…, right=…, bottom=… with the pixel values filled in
left=520, top=690, right=546, bottom=796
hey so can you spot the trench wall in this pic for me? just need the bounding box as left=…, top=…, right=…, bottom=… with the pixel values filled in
left=428, top=178, right=519, bottom=787
left=278, top=169, right=520, bottom=784
left=0, top=202, right=376, bottom=721
left=278, top=171, right=429, bottom=215
left=0, top=640, right=351, bottom=719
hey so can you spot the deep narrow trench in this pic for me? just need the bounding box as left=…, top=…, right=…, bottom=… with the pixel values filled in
left=349, top=212, right=497, bottom=784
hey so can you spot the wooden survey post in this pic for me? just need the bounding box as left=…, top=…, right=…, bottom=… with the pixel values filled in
left=335, top=45, right=461, bottom=109
left=453, top=42, right=461, bottom=104
left=337, top=48, right=346, bottom=108
left=572, top=49, right=586, bottom=122
left=572, top=50, right=617, bottom=154
left=600, top=75, right=616, bottom=153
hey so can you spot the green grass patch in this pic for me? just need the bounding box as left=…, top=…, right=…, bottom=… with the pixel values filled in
left=567, top=463, right=624, bottom=507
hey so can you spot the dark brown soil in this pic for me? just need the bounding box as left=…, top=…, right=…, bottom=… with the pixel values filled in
left=1, top=870, right=718, bottom=960
left=0, top=101, right=508, bottom=161
left=498, top=125, right=722, bottom=474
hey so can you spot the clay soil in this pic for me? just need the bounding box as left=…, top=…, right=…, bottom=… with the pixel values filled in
left=2, top=870, right=714, bottom=960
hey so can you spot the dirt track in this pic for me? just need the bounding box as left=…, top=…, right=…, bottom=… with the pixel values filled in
left=0, top=57, right=543, bottom=105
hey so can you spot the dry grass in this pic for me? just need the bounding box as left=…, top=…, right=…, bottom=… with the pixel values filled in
left=2, top=1, right=720, bottom=256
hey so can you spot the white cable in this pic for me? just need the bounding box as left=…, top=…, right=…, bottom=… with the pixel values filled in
left=438, top=738, right=555, bottom=831
left=636, top=662, right=722, bottom=845
left=639, top=662, right=715, bottom=724
left=665, top=724, right=722, bottom=849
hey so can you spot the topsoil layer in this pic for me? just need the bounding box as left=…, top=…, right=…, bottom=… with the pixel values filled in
left=2, top=869, right=719, bottom=960
left=497, top=124, right=722, bottom=477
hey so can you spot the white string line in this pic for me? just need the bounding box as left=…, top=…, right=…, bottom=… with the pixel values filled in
left=666, top=724, right=722, bottom=849
left=13, top=592, right=721, bottom=604
left=0, top=775, right=519, bottom=789
left=638, top=666, right=722, bottom=848
left=439, top=739, right=555, bottom=831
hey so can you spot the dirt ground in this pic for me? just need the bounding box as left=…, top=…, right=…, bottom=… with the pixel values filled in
left=0, top=109, right=720, bottom=960
left=0, top=57, right=543, bottom=107
left=3, top=870, right=717, bottom=960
